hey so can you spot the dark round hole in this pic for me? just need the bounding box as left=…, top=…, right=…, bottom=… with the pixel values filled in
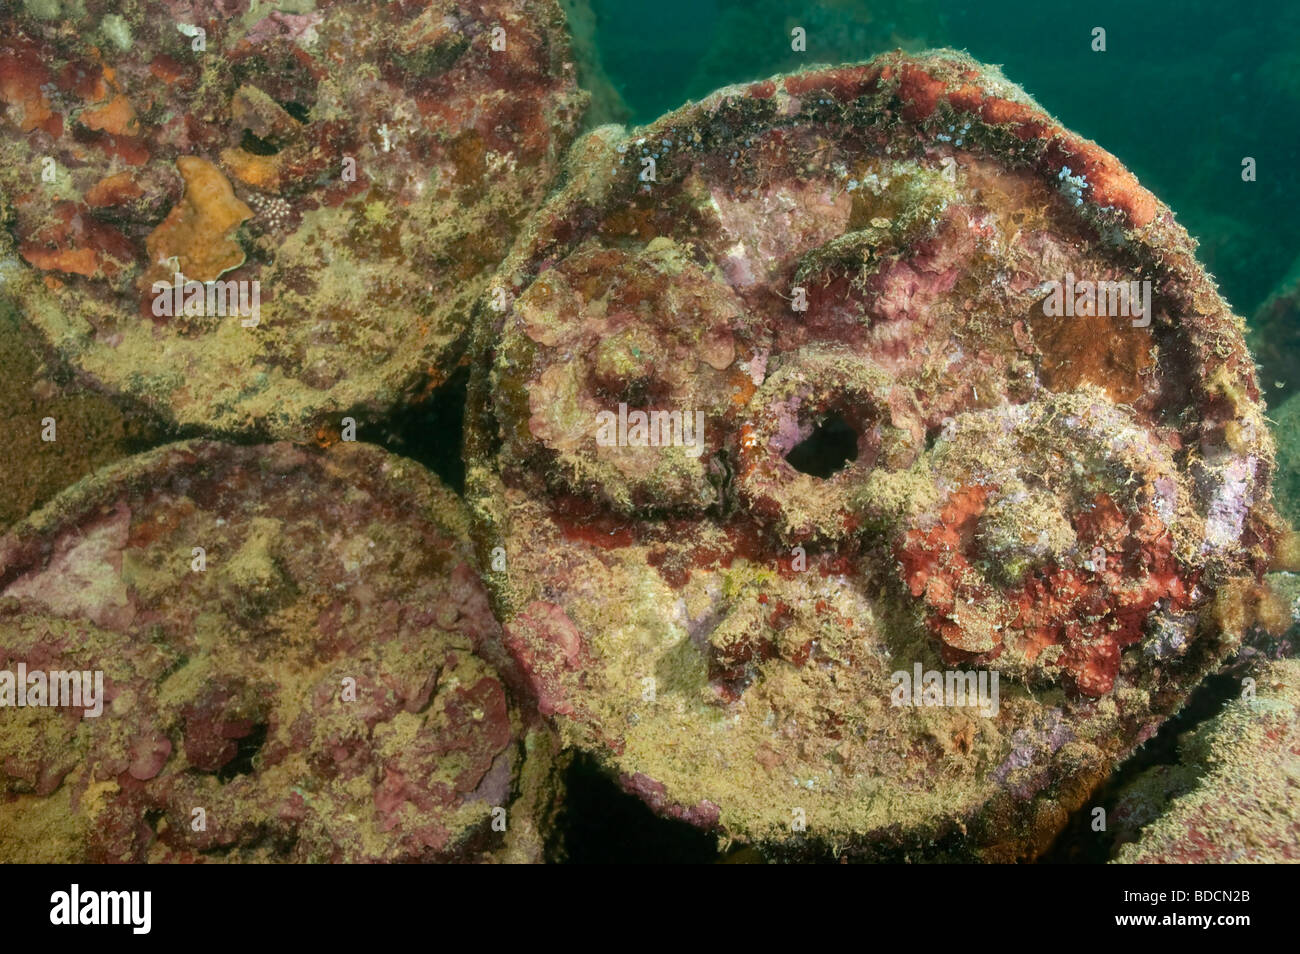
left=216, top=723, right=268, bottom=782
left=239, top=129, right=281, bottom=156
left=786, top=411, right=858, bottom=478
left=280, top=101, right=311, bottom=124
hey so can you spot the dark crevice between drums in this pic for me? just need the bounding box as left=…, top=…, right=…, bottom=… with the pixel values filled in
left=555, top=753, right=721, bottom=863
left=359, top=365, right=469, bottom=494
left=786, top=411, right=858, bottom=478
left=1037, top=671, right=1241, bottom=863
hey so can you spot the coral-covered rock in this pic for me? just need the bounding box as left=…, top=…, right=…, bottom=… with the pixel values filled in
left=1249, top=253, right=1300, bottom=404
left=0, top=441, right=556, bottom=862
left=466, top=51, right=1279, bottom=856
left=1272, top=391, right=1300, bottom=530
left=1112, top=658, right=1300, bottom=863
left=0, top=0, right=586, bottom=439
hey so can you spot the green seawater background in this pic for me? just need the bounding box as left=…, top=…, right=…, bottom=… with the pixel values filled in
left=580, top=0, right=1300, bottom=324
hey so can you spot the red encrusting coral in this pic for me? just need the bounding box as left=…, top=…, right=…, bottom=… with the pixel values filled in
left=899, top=489, right=1196, bottom=696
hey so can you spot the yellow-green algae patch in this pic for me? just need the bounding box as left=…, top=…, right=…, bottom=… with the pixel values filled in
left=468, top=474, right=1108, bottom=858
left=0, top=297, right=163, bottom=531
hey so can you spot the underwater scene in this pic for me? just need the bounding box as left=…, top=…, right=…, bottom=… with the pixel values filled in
left=0, top=0, right=1297, bottom=870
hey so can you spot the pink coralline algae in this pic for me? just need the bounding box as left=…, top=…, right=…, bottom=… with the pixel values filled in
left=0, top=0, right=586, bottom=439
left=466, top=51, right=1280, bottom=857
left=0, top=442, right=557, bottom=863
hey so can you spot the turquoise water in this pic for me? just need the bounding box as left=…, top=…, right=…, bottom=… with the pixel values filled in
left=587, top=0, right=1300, bottom=317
